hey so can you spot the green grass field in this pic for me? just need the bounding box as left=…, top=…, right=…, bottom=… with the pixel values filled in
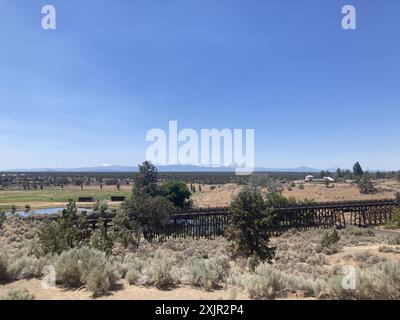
left=0, top=186, right=131, bottom=210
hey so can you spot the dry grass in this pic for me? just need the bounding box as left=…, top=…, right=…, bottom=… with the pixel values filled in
left=1, top=216, right=399, bottom=300
left=282, top=179, right=400, bottom=202
left=191, top=179, right=400, bottom=208
left=1, top=179, right=399, bottom=210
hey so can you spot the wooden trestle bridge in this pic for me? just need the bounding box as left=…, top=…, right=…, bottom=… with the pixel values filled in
left=33, top=198, right=398, bottom=239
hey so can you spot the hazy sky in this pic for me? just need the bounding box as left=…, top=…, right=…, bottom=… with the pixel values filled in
left=0, top=0, right=399, bottom=170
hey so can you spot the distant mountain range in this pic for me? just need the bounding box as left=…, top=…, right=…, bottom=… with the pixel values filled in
left=1, top=165, right=341, bottom=173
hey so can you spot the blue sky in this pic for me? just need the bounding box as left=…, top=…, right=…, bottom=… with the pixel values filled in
left=0, top=0, right=399, bottom=170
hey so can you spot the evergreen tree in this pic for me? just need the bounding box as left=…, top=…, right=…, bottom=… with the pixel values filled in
left=158, top=181, right=192, bottom=209
left=39, top=200, right=91, bottom=254
left=358, top=172, right=376, bottom=194
left=353, top=162, right=364, bottom=178
left=111, top=211, right=138, bottom=248
left=90, top=217, right=114, bottom=255
left=124, top=191, right=176, bottom=241
left=336, top=168, right=344, bottom=179
left=225, top=188, right=275, bottom=261
left=134, top=161, right=159, bottom=196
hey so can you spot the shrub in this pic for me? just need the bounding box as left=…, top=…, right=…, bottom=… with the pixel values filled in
left=0, top=252, right=9, bottom=281
left=124, top=191, right=176, bottom=241
left=126, top=268, right=141, bottom=285
left=326, top=275, right=356, bottom=300
left=0, top=211, right=5, bottom=229
left=352, top=251, right=387, bottom=267
left=56, top=250, right=82, bottom=287
left=385, top=209, right=400, bottom=229
left=93, top=201, right=108, bottom=215
left=56, top=247, right=117, bottom=296
left=111, top=211, right=138, bottom=248
left=387, top=235, right=400, bottom=245
left=225, top=188, right=275, bottom=261
left=305, top=254, right=327, bottom=266
left=38, top=221, right=62, bottom=254
left=356, top=261, right=400, bottom=300
left=189, top=256, right=230, bottom=291
left=244, top=263, right=285, bottom=299
left=320, top=244, right=341, bottom=255
left=161, top=237, right=229, bottom=260
left=123, top=254, right=145, bottom=284
left=158, top=181, right=193, bottom=209
left=327, top=261, right=400, bottom=300
left=8, top=255, right=37, bottom=279
left=285, top=275, right=325, bottom=297
left=265, top=192, right=296, bottom=207
left=86, top=266, right=111, bottom=297
left=358, top=173, right=376, bottom=194
left=247, top=254, right=261, bottom=272
left=117, top=254, right=145, bottom=279
left=317, top=229, right=340, bottom=254
left=0, top=288, right=35, bottom=300
left=89, top=218, right=114, bottom=254
left=379, top=246, right=400, bottom=254
left=322, top=229, right=340, bottom=247
left=39, top=201, right=92, bottom=254
left=6, top=254, right=58, bottom=280
left=337, top=226, right=376, bottom=246
left=145, top=250, right=179, bottom=289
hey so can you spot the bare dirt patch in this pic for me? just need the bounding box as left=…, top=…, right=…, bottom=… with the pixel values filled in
left=0, top=279, right=247, bottom=300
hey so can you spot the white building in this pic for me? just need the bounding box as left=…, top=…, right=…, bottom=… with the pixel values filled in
left=305, top=175, right=314, bottom=182
left=305, top=175, right=335, bottom=183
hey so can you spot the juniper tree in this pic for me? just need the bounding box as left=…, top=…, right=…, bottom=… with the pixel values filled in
left=265, top=192, right=296, bottom=207
left=336, top=168, right=344, bottom=179
left=124, top=190, right=176, bottom=241
left=134, top=161, right=159, bottom=196
left=358, top=172, right=376, bottom=194
left=90, top=218, right=114, bottom=255
left=158, top=181, right=192, bottom=209
left=225, top=188, right=275, bottom=261
left=353, top=162, right=364, bottom=178
left=39, top=200, right=92, bottom=254
left=111, top=210, right=139, bottom=248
